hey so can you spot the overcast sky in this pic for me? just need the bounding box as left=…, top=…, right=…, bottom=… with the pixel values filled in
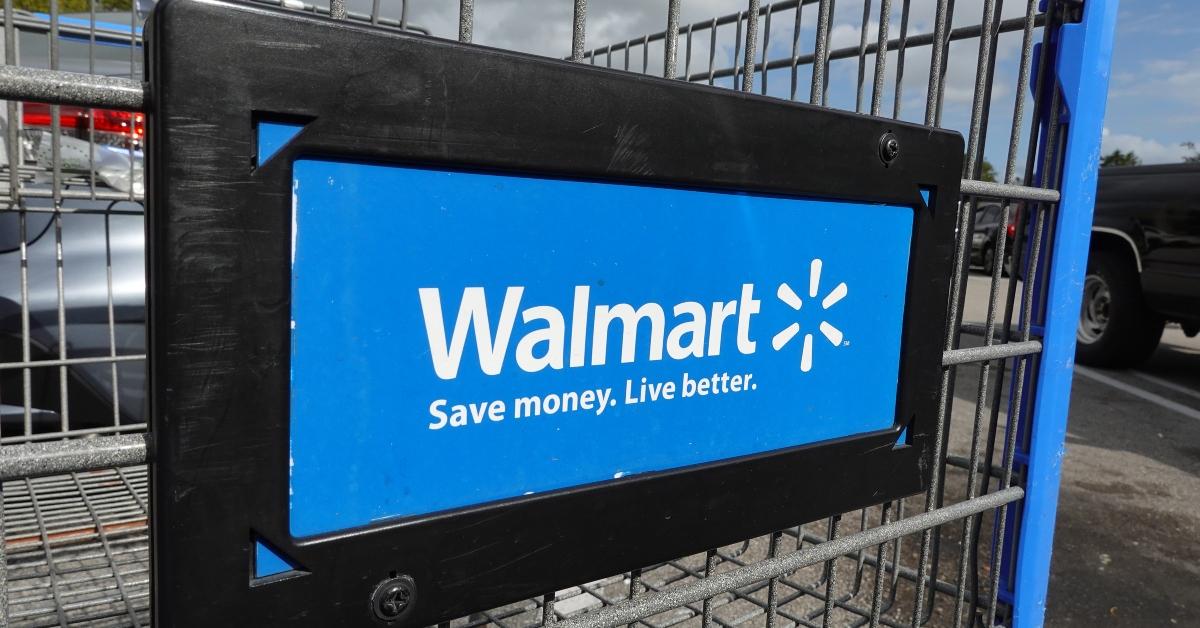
left=1102, top=1, right=1199, bottom=163
left=335, top=0, right=1196, bottom=169
left=50, top=0, right=1194, bottom=168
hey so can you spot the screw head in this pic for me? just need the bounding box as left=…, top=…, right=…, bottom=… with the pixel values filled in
left=879, top=132, right=900, bottom=164
left=371, top=575, right=416, bottom=623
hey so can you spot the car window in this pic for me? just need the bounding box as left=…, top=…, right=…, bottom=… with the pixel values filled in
left=975, top=205, right=998, bottom=225
left=17, top=29, right=142, bottom=78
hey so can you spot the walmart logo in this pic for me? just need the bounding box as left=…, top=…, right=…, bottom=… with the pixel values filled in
left=771, top=259, right=848, bottom=372
left=416, top=258, right=849, bottom=379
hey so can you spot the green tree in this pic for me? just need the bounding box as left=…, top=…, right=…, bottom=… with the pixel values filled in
left=1100, top=149, right=1140, bottom=167
left=1183, top=142, right=1200, bottom=164
left=965, top=156, right=998, bottom=182
left=13, top=0, right=131, bottom=12
left=979, top=159, right=998, bottom=183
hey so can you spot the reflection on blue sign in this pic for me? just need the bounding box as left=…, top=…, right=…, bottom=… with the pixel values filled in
left=288, top=160, right=914, bottom=537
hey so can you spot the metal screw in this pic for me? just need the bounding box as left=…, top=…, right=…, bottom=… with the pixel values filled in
left=879, top=132, right=900, bottom=164
left=371, top=575, right=416, bottom=623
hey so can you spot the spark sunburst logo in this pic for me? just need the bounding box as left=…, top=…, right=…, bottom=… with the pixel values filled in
left=771, top=259, right=849, bottom=372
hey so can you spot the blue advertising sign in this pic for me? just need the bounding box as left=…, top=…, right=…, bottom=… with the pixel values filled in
left=152, top=8, right=963, bottom=622
left=288, top=160, right=915, bottom=537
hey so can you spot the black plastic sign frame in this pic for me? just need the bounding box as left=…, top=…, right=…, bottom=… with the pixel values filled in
left=148, top=1, right=964, bottom=625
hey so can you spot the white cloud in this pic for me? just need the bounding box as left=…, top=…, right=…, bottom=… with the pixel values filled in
left=1101, top=127, right=1191, bottom=164
left=333, top=0, right=1047, bottom=153
left=372, top=0, right=754, bottom=59
left=1112, top=49, right=1200, bottom=100
left=829, top=21, right=878, bottom=51
left=1144, top=58, right=1188, bottom=74
left=1165, top=68, right=1200, bottom=99
left=356, top=0, right=1033, bottom=66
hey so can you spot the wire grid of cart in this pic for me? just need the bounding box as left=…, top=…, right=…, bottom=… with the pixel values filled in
left=0, top=0, right=1116, bottom=626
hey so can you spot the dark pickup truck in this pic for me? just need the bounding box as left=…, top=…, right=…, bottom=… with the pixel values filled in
left=1078, top=163, right=1200, bottom=366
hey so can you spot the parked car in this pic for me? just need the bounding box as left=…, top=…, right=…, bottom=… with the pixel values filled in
left=0, top=12, right=146, bottom=436
left=970, top=202, right=1020, bottom=276
left=0, top=193, right=147, bottom=435
left=1077, top=163, right=1200, bottom=367
left=3, top=9, right=427, bottom=436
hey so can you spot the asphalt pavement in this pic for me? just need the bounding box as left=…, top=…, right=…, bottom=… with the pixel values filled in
left=960, top=272, right=1200, bottom=626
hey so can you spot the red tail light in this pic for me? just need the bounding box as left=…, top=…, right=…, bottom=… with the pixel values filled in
left=92, top=108, right=145, bottom=138
left=1006, top=205, right=1020, bottom=238
left=22, top=103, right=144, bottom=142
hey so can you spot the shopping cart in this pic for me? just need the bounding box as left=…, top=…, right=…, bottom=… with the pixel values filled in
left=0, top=0, right=1118, bottom=626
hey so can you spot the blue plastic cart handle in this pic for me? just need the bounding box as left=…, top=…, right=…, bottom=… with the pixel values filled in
left=1013, top=1, right=1120, bottom=626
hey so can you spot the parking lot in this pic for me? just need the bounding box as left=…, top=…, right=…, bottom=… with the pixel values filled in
left=0, top=0, right=1185, bottom=624
left=960, top=272, right=1200, bottom=626
left=4, top=272, right=1192, bottom=628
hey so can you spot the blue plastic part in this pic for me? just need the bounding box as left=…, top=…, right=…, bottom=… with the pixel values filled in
left=1001, top=2, right=1068, bottom=608
left=1012, top=1, right=1120, bottom=626
left=253, top=539, right=297, bottom=579
left=256, top=120, right=306, bottom=167
left=919, top=188, right=932, bottom=206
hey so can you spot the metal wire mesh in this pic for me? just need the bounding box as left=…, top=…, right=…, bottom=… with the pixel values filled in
left=0, top=0, right=1089, bottom=625
left=2, top=468, right=148, bottom=628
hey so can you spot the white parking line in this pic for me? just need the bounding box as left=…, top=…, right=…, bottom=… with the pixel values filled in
left=1130, top=370, right=1200, bottom=403
left=1075, top=366, right=1200, bottom=422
